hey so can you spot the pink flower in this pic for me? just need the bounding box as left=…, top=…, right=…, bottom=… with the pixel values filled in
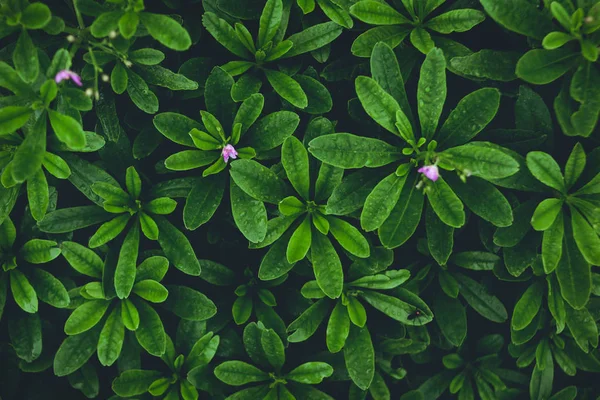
left=418, top=165, right=439, bottom=182
left=222, top=144, right=238, bottom=163
left=55, top=70, right=82, bottom=86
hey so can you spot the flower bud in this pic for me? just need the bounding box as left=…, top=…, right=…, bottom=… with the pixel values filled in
left=67, top=35, right=76, bottom=43
left=85, top=88, right=94, bottom=97
left=102, top=74, right=110, bottom=82
left=108, top=30, right=118, bottom=39
left=124, top=60, right=133, bottom=68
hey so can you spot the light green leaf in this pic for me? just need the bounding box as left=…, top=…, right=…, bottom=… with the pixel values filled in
left=516, top=48, right=578, bottom=85
left=312, top=231, right=343, bottom=299
left=526, top=151, right=565, bottom=192
left=64, top=300, right=110, bottom=335
left=418, top=48, right=446, bottom=139
left=140, top=13, right=191, bottom=51
left=349, top=1, right=411, bottom=25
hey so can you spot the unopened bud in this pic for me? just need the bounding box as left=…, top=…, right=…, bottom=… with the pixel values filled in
left=124, top=60, right=133, bottom=68
left=95, top=92, right=100, bottom=101
left=67, top=35, right=76, bottom=43
left=108, top=30, right=118, bottom=39
left=585, top=16, right=594, bottom=23
left=101, top=74, right=110, bottom=82
left=85, top=88, right=94, bottom=97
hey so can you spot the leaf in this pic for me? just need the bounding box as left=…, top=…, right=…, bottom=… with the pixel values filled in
left=512, top=281, right=544, bottom=330
left=327, top=169, right=387, bottom=215
left=8, top=313, right=42, bottom=362
left=516, top=48, right=578, bottom=84
left=426, top=10, right=485, bottom=34
left=570, top=207, right=600, bottom=266
left=531, top=198, right=563, bottom=231
left=264, top=69, right=308, bottom=109
left=287, top=362, right=333, bottom=384
left=530, top=349, right=554, bottom=400
left=284, top=22, right=343, bottom=58
left=410, top=28, right=435, bottom=54
left=140, top=13, right=191, bottom=51
left=564, top=143, right=586, bottom=190
left=450, top=50, right=520, bottom=81
left=28, top=268, right=70, bottom=308
left=295, top=75, right=333, bottom=114
left=114, top=224, right=140, bottom=299
left=312, top=231, right=343, bottom=299
left=426, top=177, right=465, bottom=228
left=344, top=325, right=375, bottom=390
left=258, top=0, right=283, bottom=48
left=230, top=180, right=268, bottom=243
left=163, top=285, right=216, bottom=321
left=134, top=299, right=166, bottom=356
left=328, top=217, right=370, bottom=258
left=454, top=272, right=508, bottom=323
left=64, top=300, right=110, bottom=335
left=214, top=361, right=269, bottom=385
left=433, top=292, right=466, bottom=347
left=480, top=0, right=554, bottom=40
left=244, top=111, right=300, bottom=152
left=14, top=30, right=39, bottom=83
left=153, top=112, right=200, bottom=147
left=287, top=216, right=312, bottom=263
left=48, top=110, right=86, bottom=150
left=570, top=62, right=600, bottom=137
left=155, top=216, right=201, bottom=276
left=126, top=69, right=159, bottom=114
left=426, top=205, right=454, bottom=265
left=349, top=1, right=411, bottom=25
left=326, top=301, right=350, bottom=352
left=379, top=171, right=424, bottom=248
left=202, top=13, right=252, bottom=59
left=111, top=62, right=128, bottom=94
left=526, top=151, right=565, bottom=192
left=112, top=370, right=163, bottom=397
left=437, top=88, right=501, bottom=148
left=184, top=175, right=225, bottom=230
left=136, top=65, right=198, bottom=91
left=230, top=160, right=289, bottom=204
left=53, top=325, right=102, bottom=377
left=439, top=144, right=520, bottom=180
left=355, top=75, right=401, bottom=135
left=308, top=133, right=402, bottom=169
left=261, top=328, right=285, bottom=371
left=351, top=26, right=411, bottom=58
left=119, top=11, right=139, bottom=39
left=282, top=136, right=310, bottom=199
left=565, top=305, right=598, bottom=353
left=20, top=3, right=51, bottom=29
left=10, top=270, right=38, bottom=314
left=418, top=48, right=446, bottom=139
left=543, top=212, right=564, bottom=274
left=97, top=306, right=125, bottom=366
left=38, top=206, right=112, bottom=233
left=0, top=106, right=32, bottom=135
left=361, top=173, right=406, bottom=232
left=287, top=298, right=330, bottom=342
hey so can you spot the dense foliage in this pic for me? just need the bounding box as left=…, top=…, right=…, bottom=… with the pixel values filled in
left=0, top=0, right=599, bottom=399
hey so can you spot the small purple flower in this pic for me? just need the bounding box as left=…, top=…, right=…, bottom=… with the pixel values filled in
left=55, top=70, right=82, bottom=86
left=418, top=165, right=439, bottom=182
left=222, top=144, right=238, bottom=163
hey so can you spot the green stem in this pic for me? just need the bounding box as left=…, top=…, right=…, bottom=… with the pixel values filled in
left=72, top=0, right=86, bottom=29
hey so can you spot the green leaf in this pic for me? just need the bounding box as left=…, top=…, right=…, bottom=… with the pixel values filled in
left=136, top=65, right=199, bottom=91
left=450, top=50, right=520, bottom=81
left=350, top=1, right=411, bottom=25
left=426, top=204, right=454, bottom=265
left=361, top=173, right=406, bottom=232
left=542, top=31, right=575, bottom=49
left=155, top=216, right=201, bottom=276
left=410, top=28, right=435, bottom=54
left=261, top=328, right=285, bottom=371
left=88, top=214, right=130, bottom=248
left=14, top=30, right=39, bottom=83
left=564, top=143, right=586, bottom=190
left=479, top=0, right=554, bottom=40
left=243, top=111, right=299, bottom=152
left=230, top=180, right=268, bottom=243
left=153, top=112, right=200, bottom=147
left=531, top=198, right=563, bottom=231
left=570, top=206, right=600, bottom=265
left=184, top=175, right=225, bottom=230
left=126, top=69, right=159, bottom=114
left=163, top=285, right=216, bottom=321
left=90, top=11, right=122, bottom=37
left=264, top=69, right=308, bottom=109
left=312, top=231, right=343, bottom=299
left=21, top=3, right=52, bottom=29
left=314, top=163, right=343, bottom=203
left=326, top=301, right=350, bottom=352
left=512, top=281, right=544, bottom=330
left=565, top=305, right=598, bottom=353
left=434, top=292, right=467, bottom=347
left=97, top=306, right=125, bottom=366
left=543, top=211, right=564, bottom=274
left=418, top=48, right=446, bottom=139
left=287, top=216, right=312, bottom=263
left=516, top=48, right=578, bottom=84
left=129, top=49, right=165, bottom=65
left=282, top=136, right=310, bottom=199
left=328, top=217, right=370, bottom=258
left=133, top=280, right=169, bottom=303
left=64, top=300, right=110, bottom=335
left=439, top=143, right=520, bottom=180
left=20, top=239, right=60, bottom=264
left=26, top=169, right=48, bottom=222
left=111, top=62, right=128, bottom=94
left=287, top=298, right=330, bottom=342
left=53, top=325, right=102, bottom=377
left=258, top=0, right=283, bottom=48
left=119, top=11, right=139, bottom=39
left=426, top=10, right=485, bottom=33
left=308, top=133, right=402, bottom=169
left=140, top=13, right=191, bottom=51
left=287, top=362, right=333, bottom=384
left=48, top=110, right=86, bottom=150
left=530, top=347, right=554, bottom=400
left=10, top=269, right=38, bottom=313
left=454, top=272, right=508, bottom=323
left=134, top=298, right=166, bottom=356
left=570, top=62, right=600, bottom=137
left=426, top=177, right=465, bottom=228
left=214, top=361, right=269, bottom=386
left=327, top=169, right=387, bottom=216
left=202, top=13, right=252, bottom=59
left=344, top=325, right=375, bottom=390
left=43, top=152, right=71, bottom=179
left=526, top=151, right=565, bottom=192
left=112, top=369, right=163, bottom=397
left=114, top=224, right=139, bottom=299
left=165, top=150, right=220, bottom=171
left=355, top=75, right=401, bottom=135
left=351, top=26, right=411, bottom=57
left=230, top=159, right=289, bottom=204
left=347, top=296, right=367, bottom=327
left=437, top=88, right=500, bottom=148
left=379, top=171, right=424, bottom=248
left=28, top=268, right=70, bottom=308
left=0, top=106, right=32, bottom=135
left=38, top=206, right=112, bottom=234
left=121, top=298, right=140, bottom=331
left=8, top=313, right=42, bottom=362
left=284, top=22, right=343, bottom=58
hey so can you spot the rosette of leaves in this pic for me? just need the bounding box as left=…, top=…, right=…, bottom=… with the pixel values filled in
left=38, top=165, right=201, bottom=277
left=232, top=267, right=287, bottom=326
left=153, top=67, right=300, bottom=242
left=112, top=330, right=220, bottom=400
left=232, top=135, right=371, bottom=299
left=309, top=44, right=519, bottom=249
left=287, top=266, right=432, bottom=390
left=202, top=0, right=341, bottom=107
left=214, top=321, right=335, bottom=398
left=0, top=215, right=69, bottom=364
left=481, top=0, right=600, bottom=137
left=83, top=0, right=192, bottom=51
left=420, top=334, right=528, bottom=400
left=349, top=0, right=485, bottom=57
left=296, top=0, right=354, bottom=29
